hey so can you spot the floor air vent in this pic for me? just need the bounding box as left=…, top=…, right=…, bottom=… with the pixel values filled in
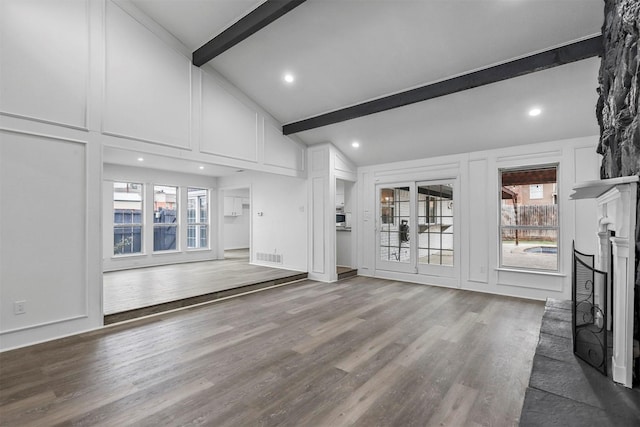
left=256, top=252, right=282, bottom=264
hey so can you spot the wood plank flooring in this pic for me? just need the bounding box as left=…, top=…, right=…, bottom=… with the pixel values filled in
left=1, top=277, right=544, bottom=426
left=103, top=249, right=303, bottom=315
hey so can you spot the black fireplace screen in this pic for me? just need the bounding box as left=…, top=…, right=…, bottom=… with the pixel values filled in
left=572, top=242, right=608, bottom=375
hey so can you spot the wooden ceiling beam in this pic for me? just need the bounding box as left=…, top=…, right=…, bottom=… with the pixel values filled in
left=193, top=0, right=307, bottom=67
left=283, top=35, right=603, bottom=135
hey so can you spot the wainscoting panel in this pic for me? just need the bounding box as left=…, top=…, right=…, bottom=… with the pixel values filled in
left=263, top=120, right=304, bottom=171
left=103, top=1, right=191, bottom=149
left=0, top=130, right=88, bottom=333
left=200, top=72, right=258, bottom=162
left=468, top=158, right=489, bottom=283
left=0, top=0, right=89, bottom=129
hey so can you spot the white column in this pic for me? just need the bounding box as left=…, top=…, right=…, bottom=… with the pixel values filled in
left=610, top=237, right=633, bottom=387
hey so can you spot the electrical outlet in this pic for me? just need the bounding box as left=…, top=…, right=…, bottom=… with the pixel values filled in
left=14, top=300, right=26, bottom=315
left=480, top=265, right=485, bottom=273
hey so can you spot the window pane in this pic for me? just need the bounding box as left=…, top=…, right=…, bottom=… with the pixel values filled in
left=500, top=166, right=558, bottom=271
left=187, top=224, right=196, bottom=248
left=154, top=225, right=177, bottom=251
left=154, top=186, right=177, bottom=251
left=199, top=196, right=207, bottom=222
left=417, top=183, right=453, bottom=267
left=199, top=225, right=208, bottom=248
left=187, top=188, right=208, bottom=249
left=502, top=229, right=558, bottom=270
left=114, top=226, right=142, bottom=255
left=113, top=182, right=142, bottom=255
left=187, top=199, right=196, bottom=223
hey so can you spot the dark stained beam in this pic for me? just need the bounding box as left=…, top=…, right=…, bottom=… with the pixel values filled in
left=193, top=0, right=307, bottom=67
left=283, top=35, right=603, bottom=135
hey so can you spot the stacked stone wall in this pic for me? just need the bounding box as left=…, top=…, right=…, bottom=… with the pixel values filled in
left=596, top=0, right=639, bottom=384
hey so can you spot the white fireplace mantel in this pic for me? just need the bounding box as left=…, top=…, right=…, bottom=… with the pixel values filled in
left=570, top=175, right=638, bottom=388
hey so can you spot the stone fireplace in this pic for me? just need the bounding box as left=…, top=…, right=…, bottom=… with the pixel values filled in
left=570, top=175, right=638, bottom=388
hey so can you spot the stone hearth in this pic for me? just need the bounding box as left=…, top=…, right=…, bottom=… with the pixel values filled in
left=520, top=299, right=640, bottom=426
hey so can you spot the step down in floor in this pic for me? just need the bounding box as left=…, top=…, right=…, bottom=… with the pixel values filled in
left=104, top=272, right=308, bottom=325
left=337, top=267, right=357, bottom=280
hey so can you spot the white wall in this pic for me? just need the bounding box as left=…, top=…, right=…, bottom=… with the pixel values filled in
left=0, top=0, right=307, bottom=350
left=357, top=136, right=601, bottom=301
left=103, top=164, right=218, bottom=271
left=308, top=144, right=357, bottom=282
left=100, top=0, right=307, bottom=177
left=219, top=172, right=307, bottom=272
left=223, top=188, right=250, bottom=250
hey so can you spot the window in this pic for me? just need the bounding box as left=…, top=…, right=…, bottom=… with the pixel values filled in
left=113, top=182, right=142, bottom=255
left=187, top=188, right=208, bottom=249
left=500, top=165, right=558, bottom=271
left=154, top=185, right=178, bottom=251
left=529, top=184, right=543, bottom=199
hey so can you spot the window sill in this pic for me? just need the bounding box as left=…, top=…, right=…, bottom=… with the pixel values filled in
left=186, top=248, right=211, bottom=252
left=111, top=253, right=145, bottom=259
left=495, top=267, right=566, bottom=277
left=152, top=250, right=181, bottom=255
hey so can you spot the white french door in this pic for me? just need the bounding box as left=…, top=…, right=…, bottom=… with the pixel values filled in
left=376, top=180, right=456, bottom=278
left=415, top=180, right=455, bottom=278
left=376, top=183, right=416, bottom=273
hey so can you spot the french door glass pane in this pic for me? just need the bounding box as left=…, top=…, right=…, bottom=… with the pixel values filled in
left=379, top=186, right=411, bottom=263
left=417, top=183, right=454, bottom=266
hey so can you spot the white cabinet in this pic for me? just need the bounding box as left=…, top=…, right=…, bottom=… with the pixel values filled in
left=337, top=229, right=352, bottom=267
left=224, top=196, right=243, bottom=217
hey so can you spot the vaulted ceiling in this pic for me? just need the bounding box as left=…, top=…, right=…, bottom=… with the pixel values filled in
left=131, top=0, right=603, bottom=166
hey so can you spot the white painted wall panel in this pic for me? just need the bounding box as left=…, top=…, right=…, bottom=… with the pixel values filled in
left=335, top=152, right=355, bottom=174
left=264, top=121, right=304, bottom=171
left=219, top=172, right=307, bottom=271
left=0, top=131, right=87, bottom=332
left=312, top=176, right=326, bottom=273
left=103, top=1, right=191, bottom=148
left=201, top=73, right=258, bottom=162
left=0, top=0, right=88, bottom=128
left=468, top=159, right=489, bottom=283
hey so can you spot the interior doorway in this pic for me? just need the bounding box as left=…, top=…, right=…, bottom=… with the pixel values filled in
left=222, top=187, right=251, bottom=257
left=336, top=178, right=356, bottom=278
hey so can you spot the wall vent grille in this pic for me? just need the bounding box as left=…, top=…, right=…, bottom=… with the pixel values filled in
left=256, top=252, right=282, bottom=264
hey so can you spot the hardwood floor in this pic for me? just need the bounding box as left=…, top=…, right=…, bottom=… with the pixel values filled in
left=103, top=249, right=303, bottom=315
left=1, top=277, right=544, bottom=426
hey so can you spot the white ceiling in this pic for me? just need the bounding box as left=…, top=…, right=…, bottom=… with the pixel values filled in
left=130, top=0, right=604, bottom=167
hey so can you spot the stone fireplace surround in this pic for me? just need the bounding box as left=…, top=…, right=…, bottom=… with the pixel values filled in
left=570, top=175, right=638, bottom=388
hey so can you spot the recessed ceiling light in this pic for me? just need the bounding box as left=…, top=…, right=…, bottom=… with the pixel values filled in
left=283, top=73, right=294, bottom=83
left=528, top=108, right=542, bottom=117
left=137, top=157, right=144, bottom=162
left=352, top=141, right=360, bottom=148
left=199, top=165, right=204, bottom=170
